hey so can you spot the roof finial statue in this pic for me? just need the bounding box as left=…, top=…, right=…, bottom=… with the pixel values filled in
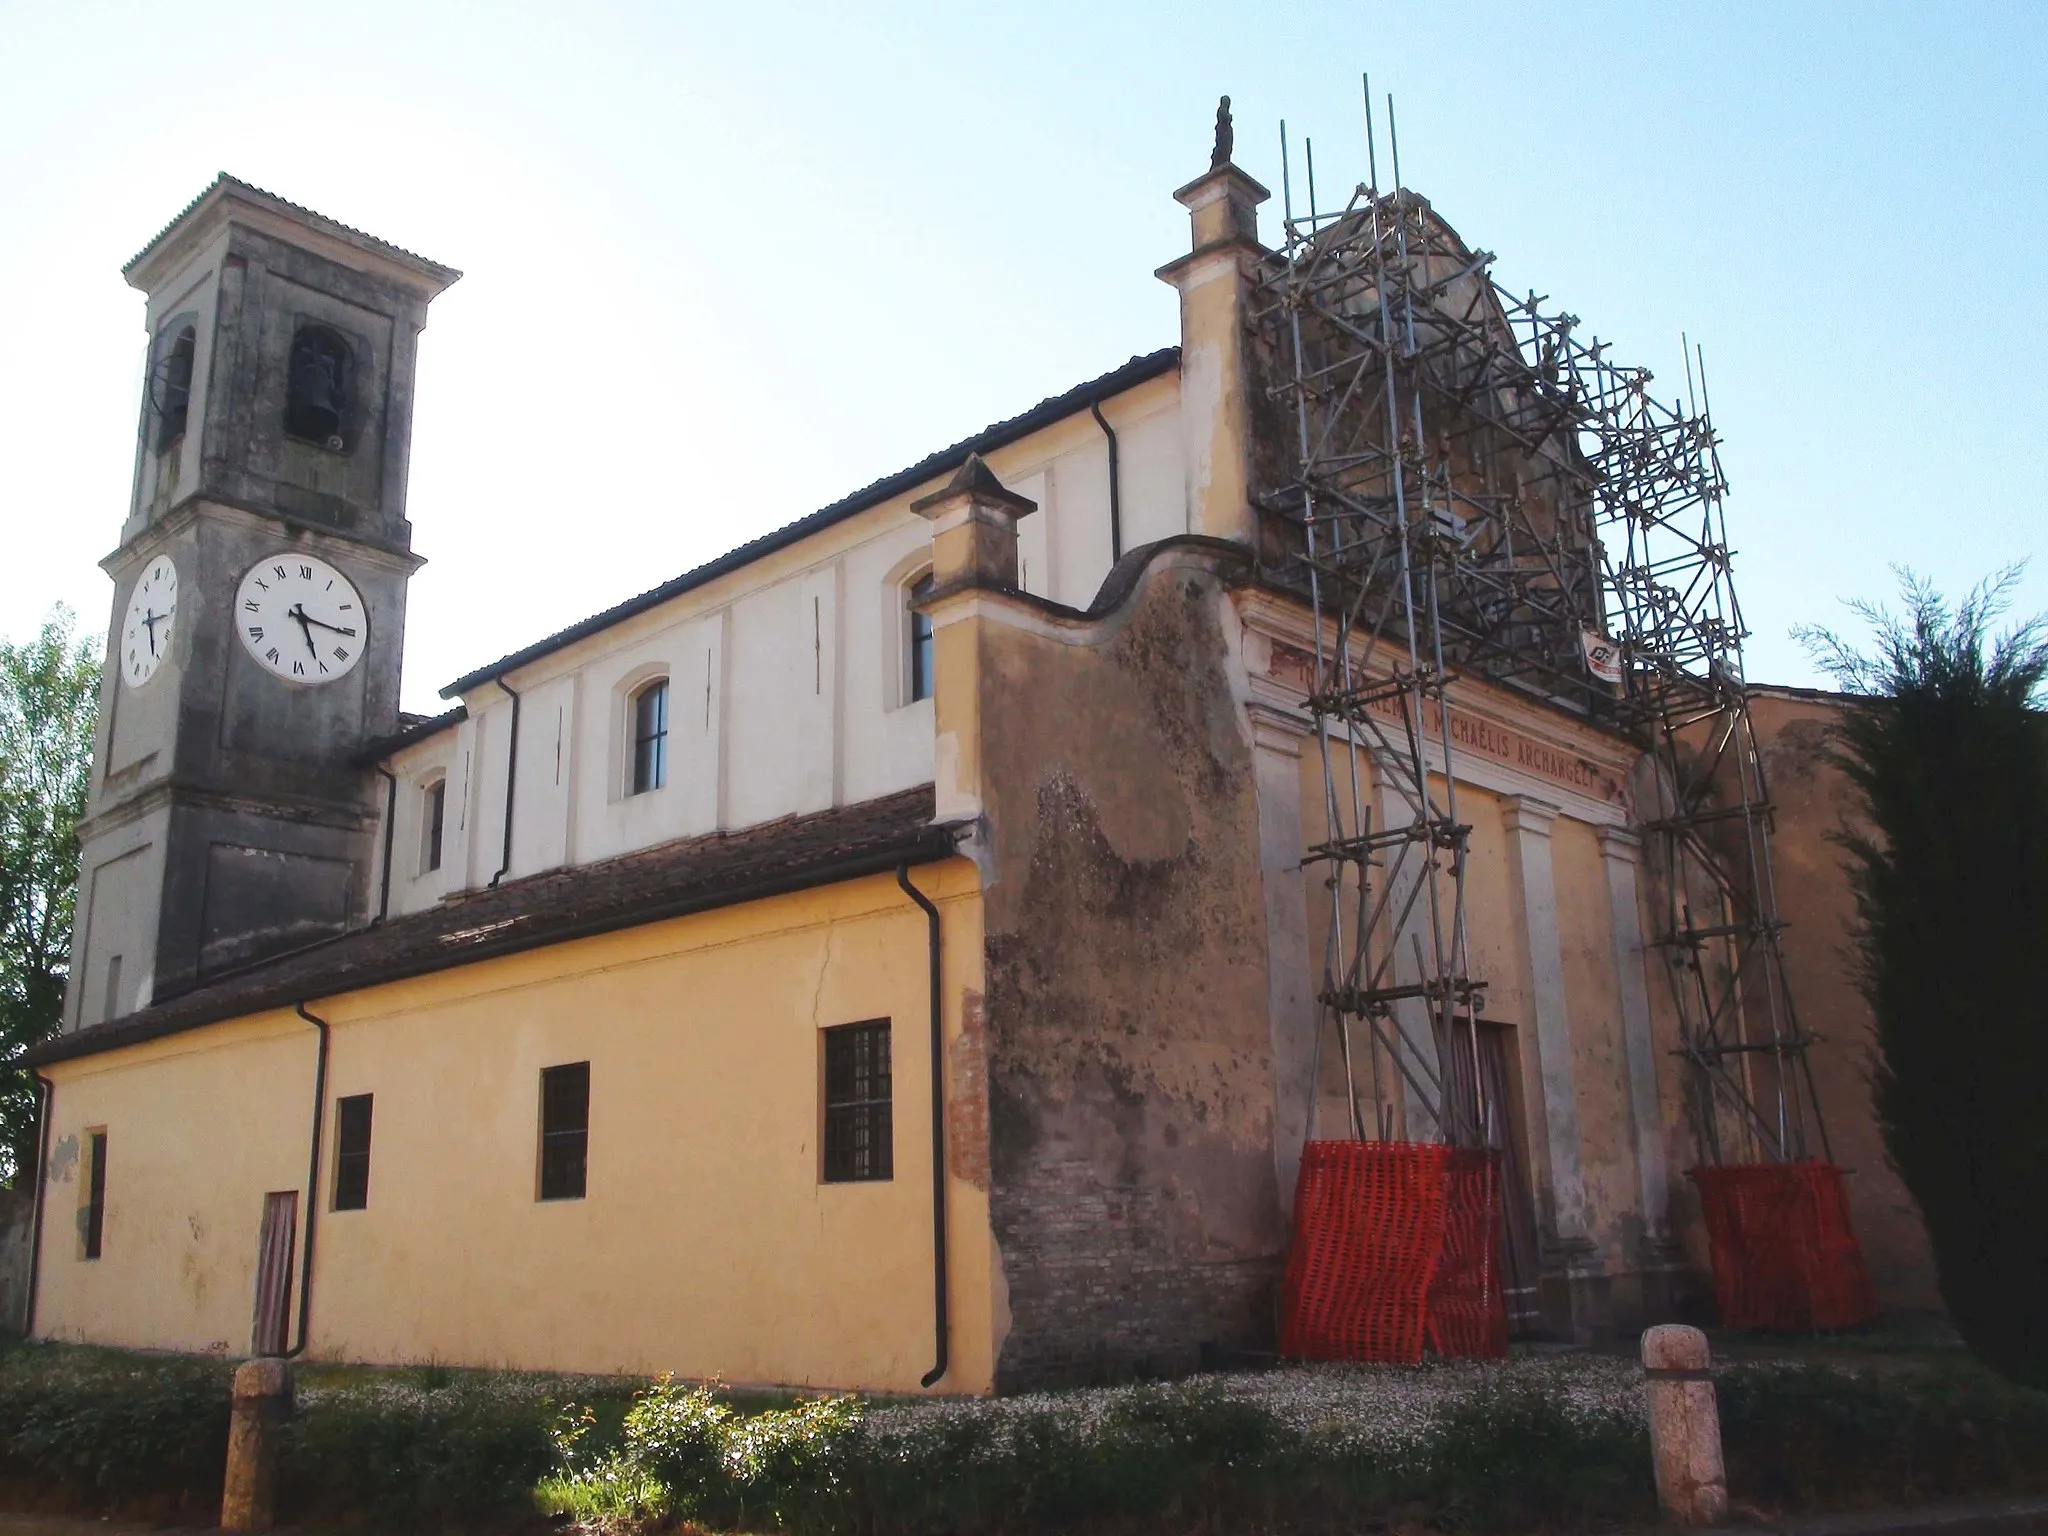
left=1211, top=94, right=1233, bottom=169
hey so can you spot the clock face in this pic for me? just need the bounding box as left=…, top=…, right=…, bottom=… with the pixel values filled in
left=120, top=556, right=180, bottom=689
left=236, top=552, right=367, bottom=685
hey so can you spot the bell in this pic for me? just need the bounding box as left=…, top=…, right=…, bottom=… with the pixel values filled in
left=286, top=332, right=347, bottom=444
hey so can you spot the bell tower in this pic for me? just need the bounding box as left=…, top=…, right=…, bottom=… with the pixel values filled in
left=67, top=176, right=459, bottom=1029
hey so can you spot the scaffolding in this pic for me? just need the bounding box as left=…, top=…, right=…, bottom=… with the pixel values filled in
left=1251, top=87, right=1832, bottom=1189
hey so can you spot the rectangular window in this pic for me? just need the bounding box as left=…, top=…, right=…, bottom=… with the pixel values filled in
left=631, top=681, right=668, bottom=794
left=82, top=1130, right=108, bottom=1259
left=908, top=575, right=935, bottom=703
left=421, top=779, right=446, bottom=874
left=538, top=1062, right=590, bottom=1201
left=823, top=1021, right=893, bottom=1183
left=333, top=1094, right=373, bottom=1211
left=103, top=955, right=124, bottom=1023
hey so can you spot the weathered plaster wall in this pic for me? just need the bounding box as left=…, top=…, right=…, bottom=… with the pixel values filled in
left=35, top=863, right=998, bottom=1392
left=972, top=545, right=1281, bottom=1387
left=379, top=377, right=1188, bottom=918
left=1748, top=690, right=1939, bottom=1311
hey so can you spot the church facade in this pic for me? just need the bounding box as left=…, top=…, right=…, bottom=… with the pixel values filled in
left=24, top=148, right=1933, bottom=1392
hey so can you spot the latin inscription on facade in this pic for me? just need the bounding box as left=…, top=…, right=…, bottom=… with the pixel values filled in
left=1264, top=640, right=1626, bottom=805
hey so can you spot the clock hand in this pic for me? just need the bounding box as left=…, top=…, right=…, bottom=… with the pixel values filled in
left=140, top=609, right=161, bottom=656
left=288, top=604, right=320, bottom=661
left=295, top=612, right=360, bottom=639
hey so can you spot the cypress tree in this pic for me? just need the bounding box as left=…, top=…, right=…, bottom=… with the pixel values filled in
left=1800, top=570, right=2048, bottom=1387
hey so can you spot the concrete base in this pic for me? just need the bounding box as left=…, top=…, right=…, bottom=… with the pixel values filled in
left=1609, top=1260, right=1708, bottom=1334
left=1538, top=1247, right=1614, bottom=1344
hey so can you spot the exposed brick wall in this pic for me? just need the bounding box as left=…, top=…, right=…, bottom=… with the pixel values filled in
left=975, top=544, right=1284, bottom=1390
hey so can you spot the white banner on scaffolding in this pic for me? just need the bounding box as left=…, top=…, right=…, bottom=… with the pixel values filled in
left=1581, top=630, right=1624, bottom=684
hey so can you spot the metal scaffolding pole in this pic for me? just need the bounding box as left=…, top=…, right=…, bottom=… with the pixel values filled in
left=1253, top=82, right=1828, bottom=1170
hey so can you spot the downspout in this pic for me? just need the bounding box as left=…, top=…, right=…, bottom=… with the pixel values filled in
left=286, top=1003, right=331, bottom=1359
left=896, top=864, right=948, bottom=1388
left=372, top=763, right=398, bottom=923
left=22, top=1071, right=53, bottom=1337
left=1090, top=400, right=1123, bottom=562
left=489, top=677, right=520, bottom=888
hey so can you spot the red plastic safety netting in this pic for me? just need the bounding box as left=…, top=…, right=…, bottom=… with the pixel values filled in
left=1281, top=1140, right=1507, bottom=1363
left=1425, top=1148, right=1509, bottom=1359
left=1691, top=1160, right=1877, bottom=1331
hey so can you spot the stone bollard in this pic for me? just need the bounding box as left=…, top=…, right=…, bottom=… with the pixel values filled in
left=1642, top=1324, right=1727, bottom=1526
left=221, top=1357, right=293, bottom=1533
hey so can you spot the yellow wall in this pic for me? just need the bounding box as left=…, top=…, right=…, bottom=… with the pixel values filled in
left=35, top=861, right=995, bottom=1393
left=1549, top=814, right=1635, bottom=1269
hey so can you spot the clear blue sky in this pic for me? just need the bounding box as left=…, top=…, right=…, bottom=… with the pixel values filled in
left=3, top=0, right=2041, bottom=711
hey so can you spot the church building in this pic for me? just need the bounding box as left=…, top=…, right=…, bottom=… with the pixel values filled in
left=22, top=124, right=1934, bottom=1392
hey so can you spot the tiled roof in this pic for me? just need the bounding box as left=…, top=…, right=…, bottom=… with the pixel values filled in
left=440, top=346, right=1181, bottom=697
left=124, top=173, right=460, bottom=286
left=358, top=705, right=468, bottom=764
left=29, top=787, right=958, bottom=1068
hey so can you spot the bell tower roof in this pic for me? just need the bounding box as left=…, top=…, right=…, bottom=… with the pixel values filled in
left=123, top=173, right=462, bottom=298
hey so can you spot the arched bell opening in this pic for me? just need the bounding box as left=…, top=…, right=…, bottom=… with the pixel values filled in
left=284, top=324, right=352, bottom=450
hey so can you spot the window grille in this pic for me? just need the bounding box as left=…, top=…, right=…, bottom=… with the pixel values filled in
left=908, top=575, right=935, bottom=703
left=422, top=780, right=446, bottom=873
left=333, top=1094, right=373, bottom=1211
left=82, top=1131, right=108, bottom=1259
left=823, top=1021, right=892, bottom=1182
left=539, top=1062, right=590, bottom=1200
left=631, top=680, right=668, bottom=794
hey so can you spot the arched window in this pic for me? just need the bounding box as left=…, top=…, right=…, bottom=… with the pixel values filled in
left=154, top=324, right=195, bottom=452
left=630, top=678, right=669, bottom=795
left=285, top=325, right=351, bottom=448
left=907, top=573, right=935, bottom=703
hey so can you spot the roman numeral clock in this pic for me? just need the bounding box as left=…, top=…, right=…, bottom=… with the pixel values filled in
left=237, top=554, right=365, bottom=684
left=65, top=175, right=458, bottom=1029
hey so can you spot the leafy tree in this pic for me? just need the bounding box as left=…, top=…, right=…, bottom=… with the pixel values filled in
left=1799, top=569, right=2048, bottom=1388
left=0, top=609, right=101, bottom=1185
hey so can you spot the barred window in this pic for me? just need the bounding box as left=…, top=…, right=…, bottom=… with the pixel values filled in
left=538, top=1062, right=589, bottom=1201
left=333, top=1094, right=373, bottom=1211
left=630, top=680, right=668, bottom=795
left=822, top=1021, right=892, bottom=1183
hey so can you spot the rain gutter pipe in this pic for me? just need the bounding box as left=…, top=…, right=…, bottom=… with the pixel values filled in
left=896, top=863, right=948, bottom=1388
left=1090, top=401, right=1123, bottom=562
left=490, top=677, right=520, bottom=888
left=373, top=762, right=398, bottom=922
left=22, top=1071, right=52, bottom=1336
left=286, top=1002, right=331, bottom=1358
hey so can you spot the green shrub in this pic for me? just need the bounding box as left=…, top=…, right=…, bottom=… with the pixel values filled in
left=620, top=1377, right=735, bottom=1518
left=0, top=1342, right=230, bottom=1506
left=279, top=1378, right=563, bottom=1522
left=1409, top=1384, right=1652, bottom=1532
left=725, top=1394, right=864, bottom=1530
left=1721, top=1361, right=2048, bottom=1509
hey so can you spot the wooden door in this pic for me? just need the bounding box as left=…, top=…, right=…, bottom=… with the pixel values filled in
left=1475, top=1026, right=1544, bottom=1336
left=252, top=1191, right=298, bottom=1357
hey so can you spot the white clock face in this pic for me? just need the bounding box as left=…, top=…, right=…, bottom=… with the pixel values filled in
left=120, top=556, right=180, bottom=689
left=236, top=552, right=367, bottom=685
